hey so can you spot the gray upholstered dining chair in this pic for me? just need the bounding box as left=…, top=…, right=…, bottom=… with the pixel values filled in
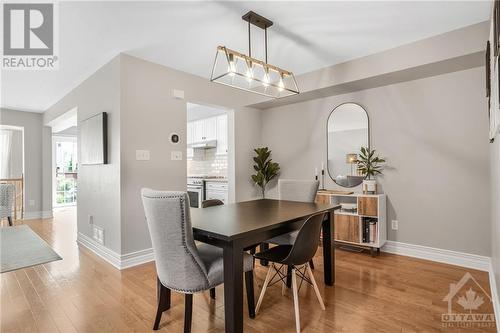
left=141, top=189, right=255, bottom=332
left=0, top=183, right=15, bottom=226
left=267, top=179, right=319, bottom=245
left=265, top=179, right=320, bottom=273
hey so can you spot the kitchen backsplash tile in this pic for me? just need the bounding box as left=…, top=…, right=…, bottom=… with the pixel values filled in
left=187, top=148, right=227, bottom=177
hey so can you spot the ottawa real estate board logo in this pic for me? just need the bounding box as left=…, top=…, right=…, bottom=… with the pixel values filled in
left=2, top=2, right=58, bottom=70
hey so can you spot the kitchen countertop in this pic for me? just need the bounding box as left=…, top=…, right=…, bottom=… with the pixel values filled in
left=204, top=178, right=228, bottom=183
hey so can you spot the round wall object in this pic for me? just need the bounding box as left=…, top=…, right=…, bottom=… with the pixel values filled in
left=169, top=133, right=180, bottom=144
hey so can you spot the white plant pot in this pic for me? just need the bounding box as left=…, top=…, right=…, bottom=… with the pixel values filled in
left=362, top=179, right=377, bottom=194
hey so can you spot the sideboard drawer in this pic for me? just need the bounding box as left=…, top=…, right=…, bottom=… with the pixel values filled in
left=334, top=214, right=360, bottom=243
left=358, top=197, right=378, bottom=217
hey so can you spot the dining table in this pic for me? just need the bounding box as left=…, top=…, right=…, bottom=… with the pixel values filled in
left=191, top=199, right=341, bottom=333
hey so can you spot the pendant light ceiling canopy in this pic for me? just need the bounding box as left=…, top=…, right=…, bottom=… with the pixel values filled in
left=210, top=11, right=299, bottom=99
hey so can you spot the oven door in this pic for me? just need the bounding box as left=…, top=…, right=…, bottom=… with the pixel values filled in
left=187, top=186, right=203, bottom=208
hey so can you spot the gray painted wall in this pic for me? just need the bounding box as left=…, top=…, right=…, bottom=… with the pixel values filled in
left=44, top=54, right=262, bottom=255
left=9, top=129, right=23, bottom=178
left=0, top=109, right=52, bottom=215
left=44, top=57, right=122, bottom=254
left=261, top=67, right=490, bottom=256
left=119, top=54, right=262, bottom=254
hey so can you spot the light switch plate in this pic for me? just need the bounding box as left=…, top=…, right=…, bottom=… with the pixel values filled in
left=29, top=199, right=35, bottom=206
left=172, top=89, right=184, bottom=99
left=171, top=151, right=182, bottom=161
left=136, top=150, right=150, bottom=161
left=391, top=220, right=399, bottom=230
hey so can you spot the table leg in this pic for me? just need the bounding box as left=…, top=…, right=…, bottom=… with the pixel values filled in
left=322, top=211, right=335, bottom=285
left=223, top=242, right=244, bottom=333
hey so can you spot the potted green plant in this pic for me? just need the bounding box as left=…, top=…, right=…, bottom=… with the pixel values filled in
left=356, top=146, right=386, bottom=194
left=251, top=147, right=280, bottom=198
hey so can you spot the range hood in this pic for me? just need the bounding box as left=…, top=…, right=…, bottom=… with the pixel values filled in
left=188, top=140, right=217, bottom=149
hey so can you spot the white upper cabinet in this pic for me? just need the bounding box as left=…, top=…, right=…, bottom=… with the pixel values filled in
left=187, top=114, right=228, bottom=156
left=193, top=120, right=204, bottom=142
left=203, top=117, right=217, bottom=141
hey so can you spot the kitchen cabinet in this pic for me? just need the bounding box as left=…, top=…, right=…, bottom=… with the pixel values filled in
left=204, top=117, right=217, bottom=141
left=187, top=114, right=228, bottom=158
left=205, top=181, right=228, bottom=204
left=190, top=117, right=217, bottom=143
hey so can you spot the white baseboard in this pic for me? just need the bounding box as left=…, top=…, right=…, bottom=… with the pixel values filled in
left=488, top=261, right=500, bottom=333
left=23, top=210, right=53, bottom=220
left=382, top=240, right=491, bottom=271
left=77, top=232, right=154, bottom=270
left=382, top=241, right=499, bottom=331
left=120, top=248, right=155, bottom=269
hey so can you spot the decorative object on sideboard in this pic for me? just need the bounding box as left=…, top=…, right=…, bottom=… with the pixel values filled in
left=340, top=203, right=357, bottom=212
left=346, top=153, right=358, bottom=176
left=327, top=102, right=369, bottom=188
left=356, top=146, right=386, bottom=194
left=251, top=147, right=280, bottom=198
left=210, top=11, right=299, bottom=98
left=321, top=162, right=326, bottom=190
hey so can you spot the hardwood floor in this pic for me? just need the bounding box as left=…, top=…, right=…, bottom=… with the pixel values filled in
left=1, top=207, right=496, bottom=332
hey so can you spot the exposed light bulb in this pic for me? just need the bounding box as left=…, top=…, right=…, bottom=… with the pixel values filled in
left=245, top=66, right=253, bottom=82
left=262, top=68, right=270, bottom=87
left=228, top=54, right=236, bottom=76
left=245, top=60, right=254, bottom=81
left=278, top=74, right=285, bottom=91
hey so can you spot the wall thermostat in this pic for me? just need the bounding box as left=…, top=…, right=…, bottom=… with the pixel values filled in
left=170, top=133, right=180, bottom=144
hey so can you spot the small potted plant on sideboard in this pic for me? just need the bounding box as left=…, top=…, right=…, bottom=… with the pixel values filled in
left=356, top=146, right=386, bottom=194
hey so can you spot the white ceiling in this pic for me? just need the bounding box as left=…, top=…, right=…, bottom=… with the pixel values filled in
left=187, top=103, right=227, bottom=122
left=1, top=1, right=491, bottom=113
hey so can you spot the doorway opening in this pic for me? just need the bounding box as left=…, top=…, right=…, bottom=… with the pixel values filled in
left=0, top=125, right=25, bottom=220
left=48, top=107, right=78, bottom=208
left=186, top=102, right=234, bottom=207
left=53, top=135, right=77, bottom=207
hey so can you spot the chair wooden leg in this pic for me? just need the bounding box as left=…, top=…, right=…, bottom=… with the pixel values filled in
left=245, top=271, right=255, bottom=318
left=7, top=216, right=12, bottom=226
left=306, top=264, right=325, bottom=310
left=184, top=294, right=193, bottom=333
left=210, top=288, right=216, bottom=299
left=255, top=264, right=273, bottom=314
left=291, top=268, right=301, bottom=333
left=309, top=259, right=315, bottom=270
left=153, top=278, right=171, bottom=330
left=281, top=275, right=287, bottom=296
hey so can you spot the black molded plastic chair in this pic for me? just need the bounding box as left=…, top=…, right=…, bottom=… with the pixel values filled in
left=254, top=212, right=326, bottom=333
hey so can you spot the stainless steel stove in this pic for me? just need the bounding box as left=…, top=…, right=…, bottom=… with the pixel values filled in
left=187, top=176, right=205, bottom=208
left=187, top=175, right=227, bottom=208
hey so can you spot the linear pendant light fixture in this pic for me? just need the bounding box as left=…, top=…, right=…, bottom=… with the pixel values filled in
left=210, top=11, right=299, bottom=98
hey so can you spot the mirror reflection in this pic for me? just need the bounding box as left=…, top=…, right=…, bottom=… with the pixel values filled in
left=327, top=103, right=369, bottom=188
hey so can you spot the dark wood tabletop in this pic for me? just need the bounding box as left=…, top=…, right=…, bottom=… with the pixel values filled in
left=190, top=198, right=340, bottom=333
left=191, top=199, right=339, bottom=241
